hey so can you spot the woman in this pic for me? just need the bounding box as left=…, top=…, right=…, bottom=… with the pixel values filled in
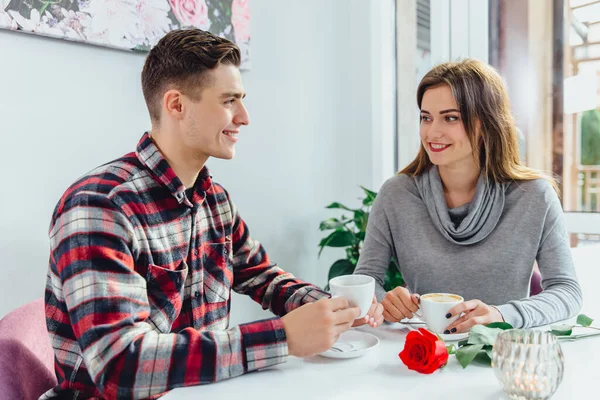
left=354, top=59, right=582, bottom=333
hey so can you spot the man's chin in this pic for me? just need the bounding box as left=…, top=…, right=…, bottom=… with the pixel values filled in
left=211, top=151, right=236, bottom=160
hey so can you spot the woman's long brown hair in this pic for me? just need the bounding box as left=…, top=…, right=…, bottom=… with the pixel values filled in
left=400, top=59, right=557, bottom=192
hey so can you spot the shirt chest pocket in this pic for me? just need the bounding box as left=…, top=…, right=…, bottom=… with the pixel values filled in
left=146, top=261, right=188, bottom=331
left=202, top=239, right=233, bottom=304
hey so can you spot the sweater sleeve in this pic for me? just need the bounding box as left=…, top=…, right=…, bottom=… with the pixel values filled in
left=496, top=187, right=583, bottom=328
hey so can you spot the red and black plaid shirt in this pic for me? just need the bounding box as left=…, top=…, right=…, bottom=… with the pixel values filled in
left=42, top=133, right=329, bottom=399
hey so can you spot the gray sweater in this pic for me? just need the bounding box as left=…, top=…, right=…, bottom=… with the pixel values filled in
left=354, top=170, right=583, bottom=328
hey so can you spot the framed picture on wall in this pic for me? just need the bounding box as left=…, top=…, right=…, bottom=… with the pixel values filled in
left=0, top=0, right=251, bottom=68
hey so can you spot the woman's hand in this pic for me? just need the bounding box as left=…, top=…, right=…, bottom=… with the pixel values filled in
left=381, top=286, right=420, bottom=322
left=443, top=299, right=504, bottom=334
left=352, top=296, right=384, bottom=328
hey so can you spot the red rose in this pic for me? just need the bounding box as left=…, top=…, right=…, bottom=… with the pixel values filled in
left=399, top=328, right=449, bottom=374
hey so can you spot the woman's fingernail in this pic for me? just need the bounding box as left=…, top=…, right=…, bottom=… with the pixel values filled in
left=451, top=328, right=457, bottom=333
left=443, top=330, right=450, bottom=334
left=445, top=313, right=452, bottom=319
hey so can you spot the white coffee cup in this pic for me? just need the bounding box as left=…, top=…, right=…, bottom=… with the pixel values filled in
left=414, top=293, right=464, bottom=334
left=329, top=274, right=375, bottom=319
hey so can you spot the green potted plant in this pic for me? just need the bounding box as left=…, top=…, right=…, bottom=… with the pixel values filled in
left=318, top=186, right=404, bottom=291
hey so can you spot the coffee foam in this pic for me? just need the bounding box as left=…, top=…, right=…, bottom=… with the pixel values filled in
left=422, top=293, right=462, bottom=302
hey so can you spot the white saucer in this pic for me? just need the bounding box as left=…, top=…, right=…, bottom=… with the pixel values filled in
left=403, top=319, right=469, bottom=342
left=319, top=330, right=380, bottom=359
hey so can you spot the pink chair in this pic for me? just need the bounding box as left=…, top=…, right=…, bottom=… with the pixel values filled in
left=0, top=298, right=57, bottom=400
left=530, top=269, right=543, bottom=296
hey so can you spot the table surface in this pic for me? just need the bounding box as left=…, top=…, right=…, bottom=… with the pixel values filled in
left=164, top=246, right=600, bottom=399
left=162, top=321, right=600, bottom=400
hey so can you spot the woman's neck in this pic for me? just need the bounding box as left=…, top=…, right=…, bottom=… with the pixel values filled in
left=438, top=161, right=480, bottom=208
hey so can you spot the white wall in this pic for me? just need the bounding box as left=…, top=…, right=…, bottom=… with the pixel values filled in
left=0, top=0, right=394, bottom=322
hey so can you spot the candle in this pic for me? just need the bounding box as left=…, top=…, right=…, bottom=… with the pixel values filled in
left=492, top=329, right=564, bottom=399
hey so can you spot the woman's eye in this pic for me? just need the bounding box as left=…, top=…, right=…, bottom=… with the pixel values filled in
left=446, top=115, right=459, bottom=122
left=420, top=115, right=430, bottom=122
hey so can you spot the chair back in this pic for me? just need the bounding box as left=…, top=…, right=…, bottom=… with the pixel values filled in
left=0, top=298, right=57, bottom=400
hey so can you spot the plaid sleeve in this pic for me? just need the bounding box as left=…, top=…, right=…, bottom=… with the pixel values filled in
left=227, top=197, right=330, bottom=316
left=50, top=193, right=287, bottom=399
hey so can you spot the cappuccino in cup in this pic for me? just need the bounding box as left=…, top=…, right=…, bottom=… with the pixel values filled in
left=415, top=293, right=464, bottom=334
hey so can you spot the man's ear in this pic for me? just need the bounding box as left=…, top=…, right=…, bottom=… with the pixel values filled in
left=163, top=89, right=184, bottom=120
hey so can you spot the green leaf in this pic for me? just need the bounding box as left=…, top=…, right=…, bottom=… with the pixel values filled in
left=485, top=322, right=513, bottom=330
left=319, top=218, right=346, bottom=230
left=360, top=186, right=377, bottom=206
left=318, top=230, right=357, bottom=256
left=327, top=259, right=356, bottom=281
left=457, top=339, right=469, bottom=347
left=325, top=202, right=353, bottom=211
left=550, top=324, right=574, bottom=336
left=557, top=331, right=600, bottom=341
left=468, top=325, right=505, bottom=346
left=577, top=314, right=594, bottom=327
left=383, top=261, right=404, bottom=292
left=473, top=351, right=492, bottom=366
left=456, top=344, right=484, bottom=369
left=484, top=346, right=493, bottom=360
left=446, top=344, right=456, bottom=355
left=353, top=210, right=368, bottom=232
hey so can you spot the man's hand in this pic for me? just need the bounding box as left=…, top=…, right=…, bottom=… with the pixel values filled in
left=443, top=299, right=504, bottom=334
left=381, top=286, right=420, bottom=322
left=281, top=297, right=360, bottom=357
left=352, top=296, right=384, bottom=328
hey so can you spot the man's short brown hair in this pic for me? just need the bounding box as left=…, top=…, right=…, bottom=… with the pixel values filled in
left=141, top=29, right=241, bottom=123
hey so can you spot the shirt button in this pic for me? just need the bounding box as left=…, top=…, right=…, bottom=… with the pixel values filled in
left=193, top=249, right=199, bottom=256
left=194, top=291, right=201, bottom=298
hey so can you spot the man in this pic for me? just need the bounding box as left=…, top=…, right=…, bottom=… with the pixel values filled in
left=42, top=29, right=383, bottom=399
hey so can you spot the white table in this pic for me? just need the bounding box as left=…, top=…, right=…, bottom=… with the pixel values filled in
left=162, top=321, right=600, bottom=400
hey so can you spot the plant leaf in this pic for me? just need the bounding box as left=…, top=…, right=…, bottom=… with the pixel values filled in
left=318, top=230, right=357, bottom=256
left=468, top=325, right=505, bottom=346
left=577, top=314, right=594, bottom=327
left=360, top=186, right=377, bottom=206
left=484, top=345, right=493, bottom=360
left=383, top=262, right=404, bottom=292
left=473, top=351, right=492, bottom=366
left=446, top=344, right=456, bottom=355
left=353, top=210, right=368, bottom=232
left=550, top=324, right=574, bottom=336
left=485, top=322, right=513, bottom=330
left=557, top=331, right=600, bottom=341
left=327, top=259, right=356, bottom=282
left=319, top=218, right=345, bottom=231
left=456, top=344, right=484, bottom=369
left=325, top=202, right=353, bottom=211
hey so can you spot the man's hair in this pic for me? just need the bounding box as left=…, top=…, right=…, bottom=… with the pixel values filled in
left=141, top=29, right=241, bottom=123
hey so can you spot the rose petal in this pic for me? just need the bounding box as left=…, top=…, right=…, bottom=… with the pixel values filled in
left=399, top=328, right=449, bottom=374
left=418, top=327, right=440, bottom=344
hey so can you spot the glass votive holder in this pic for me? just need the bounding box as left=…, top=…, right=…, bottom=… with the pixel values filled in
left=491, top=329, right=564, bottom=400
